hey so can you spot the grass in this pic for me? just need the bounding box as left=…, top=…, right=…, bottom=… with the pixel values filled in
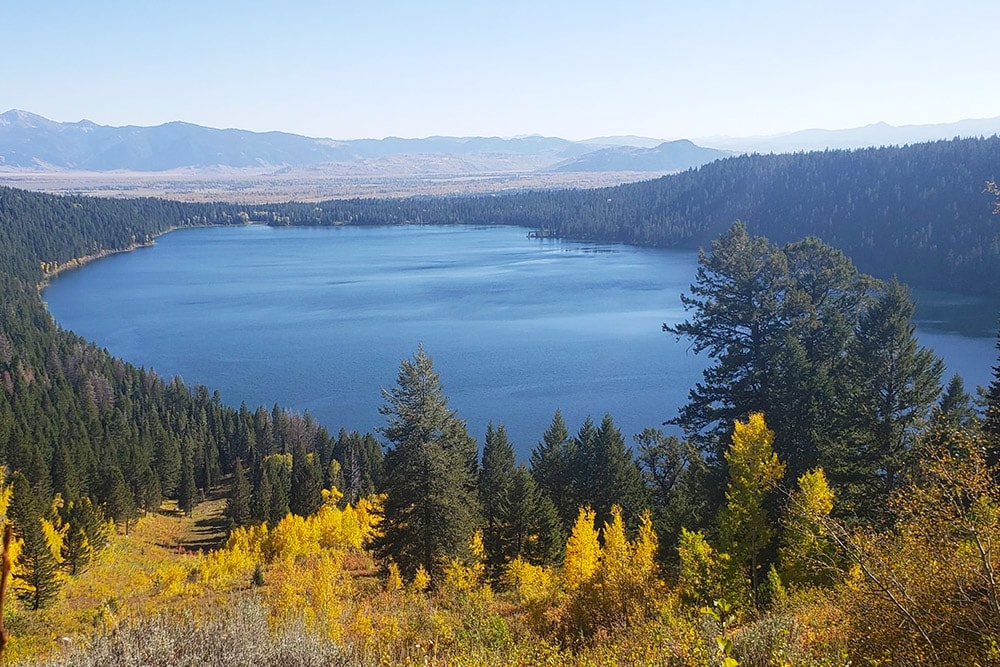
left=18, top=598, right=351, bottom=667
left=3, top=492, right=232, bottom=664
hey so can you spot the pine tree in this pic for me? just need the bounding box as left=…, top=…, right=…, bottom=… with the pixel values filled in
left=103, top=466, right=136, bottom=534
left=289, top=443, right=323, bottom=517
left=60, top=497, right=108, bottom=576
left=374, top=346, right=480, bottom=580
left=838, top=279, right=944, bottom=516
left=479, top=422, right=516, bottom=579
left=10, top=473, right=62, bottom=610
left=664, top=223, right=790, bottom=450
left=507, top=464, right=563, bottom=565
left=636, top=428, right=713, bottom=565
left=530, top=410, right=576, bottom=527
left=589, top=414, right=648, bottom=528
left=177, top=442, right=198, bottom=517
left=935, top=374, right=976, bottom=430
left=226, top=458, right=252, bottom=527
left=260, top=453, right=292, bottom=525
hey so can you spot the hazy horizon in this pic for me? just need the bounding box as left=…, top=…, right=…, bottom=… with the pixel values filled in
left=3, top=2, right=996, bottom=142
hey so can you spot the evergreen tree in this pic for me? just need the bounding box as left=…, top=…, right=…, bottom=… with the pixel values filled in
left=226, top=458, right=252, bottom=527
left=60, top=496, right=108, bottom=576
left=177, top=440, right=198, bottom=517
left=935, top=374, right=977, bottom=431
left=837, top=280, right=944, bottom=517
left=506, top=464, right=563, bottom=565
left=103, top=466, right=136, bottom=534
left=530, top=410, right=575, bottom=526
left=479, top=422, right=516, bottom=579
left=259, top=453, right=292, bottom=525
left=374, top=346, right=480, bottom=580
left=10, top=473, right=62, bottom=610
left=664, top=223, right=790, bottom=453
left=289, top=443, right=323, bottom=517
left=635, top=428, right=713, bottom=565
left=984, top=324, right=1000, bottom=467
left=572, top=414, right=648, bottom=529
left=332, top=430, right=383, bottom=503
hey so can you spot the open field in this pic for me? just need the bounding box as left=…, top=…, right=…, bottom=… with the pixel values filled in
left=0, top=167, right=669, bottom=203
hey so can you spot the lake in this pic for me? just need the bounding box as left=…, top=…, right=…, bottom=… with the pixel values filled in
left=42, top=225, right=999, bottom=458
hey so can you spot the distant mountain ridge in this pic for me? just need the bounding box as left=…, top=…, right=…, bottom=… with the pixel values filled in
left=0, top=110, right=722, bottom=173
left=699, top=116, right=1000, bottom=153
left=552, top=139, right=732, bottom=172
left=5, top=109, right=998, bottom=174
left=0, top=111, right=600, bottom=172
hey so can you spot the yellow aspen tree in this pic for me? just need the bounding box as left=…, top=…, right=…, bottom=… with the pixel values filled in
left=600, top=505, right=629, bottom=593
left=385, top=562, right=404, bottom=593
left=593, top=506, right=663, bottom=630
left=632, top=510, right=659, bottom=583
left=562, top=506, right=599, bottom=591
left=410, top=565, right=431, bottom=592
left=718, top=412, right=785, bottom=602
left=779, top=467, right=835, bottom=587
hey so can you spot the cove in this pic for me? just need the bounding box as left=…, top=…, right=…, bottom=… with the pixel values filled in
left=42, top=224, right=999, bottom=458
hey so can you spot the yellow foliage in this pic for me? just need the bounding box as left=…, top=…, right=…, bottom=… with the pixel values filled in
left=0, top=470, right=12, bottom=518
left=504, top=557, right=555, bottom=606
left=780, top=468, right=836, bottom=587
left=193, top=494, right=381, bottom=595
left=562, top=506, right=599, bottom=591
left=560, top=505, right=666, bottom=638
left=835, top=436, right=1000, bottom=665
left=264, top=512, right=320, bottom=563
left=411, top=565, right=431, bottom=592
left=385, top=562, right=404, bottom=593
left=264, top=552, right=348, bottom=640
left=152, top=561, right=194, bottom=597
left=321, top=486, right=344, bottom=508
left=41, top=517, right=67, bottom=565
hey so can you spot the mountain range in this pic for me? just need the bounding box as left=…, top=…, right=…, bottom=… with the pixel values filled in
left=2, top=110, right=999, bottom=176
left=0, top=110, right=726, bottom=174
left=696, top=117, right=1000, bottom=153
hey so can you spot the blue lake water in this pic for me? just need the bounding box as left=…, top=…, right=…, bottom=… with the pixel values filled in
left=42, top=224, right=999, bottom=458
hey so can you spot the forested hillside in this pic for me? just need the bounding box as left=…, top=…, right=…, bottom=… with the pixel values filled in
left=0, top=187, right=381, bottom=598
left=273, top=136, right=1000, bottom=294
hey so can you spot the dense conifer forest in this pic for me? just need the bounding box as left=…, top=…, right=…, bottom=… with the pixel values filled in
left=1, top=132, right=1000, bottom=664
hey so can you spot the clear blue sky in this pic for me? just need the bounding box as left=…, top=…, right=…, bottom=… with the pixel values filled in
left=3, top=1, right=996, bottom=140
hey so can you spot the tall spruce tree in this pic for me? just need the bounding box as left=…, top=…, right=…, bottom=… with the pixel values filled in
left=530, top=410, right=575, bottom=526
left=177, top=441, right=198, bottom=517
left=374, top=346, right=480, bottom=580
left=289, top=443, right=323, bottom=517
left=578, top=414, right=648, bottom=529
left=479, top=422, right=516, bottom=579
left=507, top=464, right=563, bottom=565
left=226, top=458, right=252, bottom=527
left=837, top=279, right=943, bottom=516
left=10, top=473, right=62, bottom=610
left=635, top=428, right=713, bottom=565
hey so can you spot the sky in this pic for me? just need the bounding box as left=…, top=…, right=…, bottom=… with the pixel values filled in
left=3, top=1, right=998, bottom=141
